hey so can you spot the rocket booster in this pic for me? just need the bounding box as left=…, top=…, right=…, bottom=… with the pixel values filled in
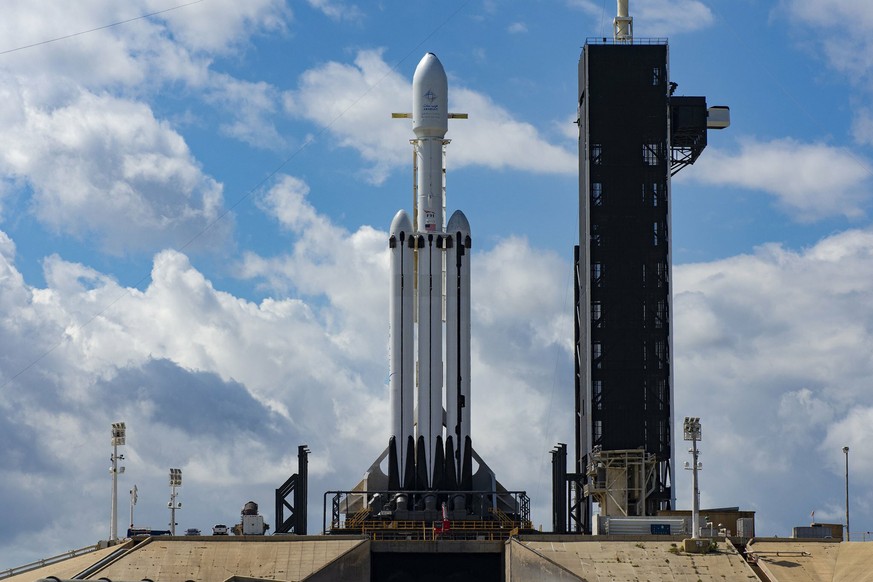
left=388, top=209, right=414, bottom=484
left=445, top=209, right=471, bottom=482
left=388, top=53, right=472, bottom=491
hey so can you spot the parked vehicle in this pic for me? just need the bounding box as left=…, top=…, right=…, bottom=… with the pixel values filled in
left=212, top=524, right=229, bottom=535
left=127, top=527, right=170, bottom=537
left=184, top=528, right=201, bottom=536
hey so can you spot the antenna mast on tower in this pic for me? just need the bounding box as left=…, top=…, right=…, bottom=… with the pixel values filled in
left=614, top=0, right=633, bottom=42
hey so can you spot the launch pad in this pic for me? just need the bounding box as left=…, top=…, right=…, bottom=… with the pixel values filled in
left=324, top=488, right=531, bottom=541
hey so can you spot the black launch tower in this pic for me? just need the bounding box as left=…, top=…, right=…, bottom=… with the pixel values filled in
left=561, top=30, right=726, bottom=534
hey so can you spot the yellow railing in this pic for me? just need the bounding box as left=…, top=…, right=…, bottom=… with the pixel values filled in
left=346, top=507, right=371, bottom=529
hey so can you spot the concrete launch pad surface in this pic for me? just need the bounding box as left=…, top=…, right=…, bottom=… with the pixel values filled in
left=18, top=535, right=873, bottom=581
left=4, top=535, right=369, bottom=582
left=3, top=543, right=131, bottom=582
left=748, top=538, right=873, bottom=582
left=507, top=535, right=757, bottom=581
left=92, top=536, right=369, bottom=582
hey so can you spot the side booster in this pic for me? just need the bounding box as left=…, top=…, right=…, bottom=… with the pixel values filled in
left=388, top=53, right=473, bottom=494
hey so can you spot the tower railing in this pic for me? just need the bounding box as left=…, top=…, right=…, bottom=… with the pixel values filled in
left=585, top=37, right=667, bottom=46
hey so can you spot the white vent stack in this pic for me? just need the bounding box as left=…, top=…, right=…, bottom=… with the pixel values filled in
left=614, top=0, right=633, bottom=42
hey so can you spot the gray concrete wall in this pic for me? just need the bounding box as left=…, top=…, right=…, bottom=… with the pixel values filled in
left=304, top=539, right=370, bottom=582
left=505, top=539, right=584, bottom=582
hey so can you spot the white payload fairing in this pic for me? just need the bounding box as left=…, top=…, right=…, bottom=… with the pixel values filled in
left=387, top=53, right=473, bottom=493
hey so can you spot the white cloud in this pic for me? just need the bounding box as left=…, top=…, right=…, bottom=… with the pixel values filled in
left=283, top=49, right=410, bottom=184
left=205, top=74, right=287, bottom=150
left=470, top=236, right=574, bottom=499
left=0, top=221, right=385, bottom=564
left=778, top=388, right=835, bottom=436
left=0, top=89, right=226, bottom=253
left=0, top=1, right=288, bottom=89
left=283, top=49, right=575, bottom=184
left=150, top=0, right=290, bottom=55
left=822, top=408, right=873, bottom=475
left=243, top=175, right=390, bottom=362
left=8, top=184, right=873, bottom=561
left=450, top=88, right=576, bottom=174
left=782, top=0, right=873, bottom=32
left=258, top=175, right=328, bottom=234
left=685, top=137, right=872, bottom=221
left=0, top=181, right=575, bottom=564
left=673, top=228, right=873, bottom=533
left=306, top=0, right=364, bottom=22
left=852, top=108, right=873, bottom=146
left=0, top=0, right=295, bottom=252
left=781, top=1, right=873, bottom=135
left=568, top=0, right=713, bottom=37
left=508, top=22, right=528, bottom=34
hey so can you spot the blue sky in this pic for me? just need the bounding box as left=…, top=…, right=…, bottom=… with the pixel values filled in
left=2, top=0, right=873, bottom=567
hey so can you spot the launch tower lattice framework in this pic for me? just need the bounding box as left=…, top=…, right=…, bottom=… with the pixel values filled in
left=570, top=31, right=726, bottom=533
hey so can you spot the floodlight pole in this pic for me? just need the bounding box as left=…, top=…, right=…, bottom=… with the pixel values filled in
left=843, top=446, right=850, bottom=541
left=691, top=437, right=700, bottom=538
left=168, top=468, right=182, bottom=536
left=109, top=422, right=126, bottom=543
left=111, top=440, right=118, bottom=541
left=683, top=417, right=702, bottom=539
left=170, top=487, right=178, bottom=536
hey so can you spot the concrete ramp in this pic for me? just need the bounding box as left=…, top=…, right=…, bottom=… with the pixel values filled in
left=507, top=535, right=756, bottom=581
left=505, top=539, right=585, bottom=581
left=834, top=542, right=873, bottom=582
left=86, top=536, right=369, bottom=582
left=2, top=543, right=131, bottom=582
left=749, top=539, right=873, bottom=582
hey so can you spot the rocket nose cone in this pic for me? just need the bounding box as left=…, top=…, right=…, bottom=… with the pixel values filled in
left=446, top=209, right=470, bottom=236
left=414, top=52, right=446, bottom=83
left=391, top=209, right=413, bottom=235
left=413, top=52, right=448, bottom=138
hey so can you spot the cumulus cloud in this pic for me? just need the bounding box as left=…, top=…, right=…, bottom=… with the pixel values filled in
left=282, top=49, right=410, bottom=184
left=0, top=171, right=576, bottom=564
left=283, top=49, right=575, bottom=184
left=306, top=0, right=364, bottom=22
left=243, top=175, right=390, bottom=364
left=8, top=181, right=873, bottom=562
left=0, top=230, right=377, bottom=565
left=782, top=0, right=873, bottom=26
left=673, top=228, right=873, bottom=533
left=150, top=0, right=290, bottom=55
left=781, top=1, right=873, bottom=139
left=470, top=236, right=574, bottom=503
left=852, top=108, right=873, bottom=146
left=568, top=0, right=714, bottom=37
left=0, top=89, right=226, bottom=253
left=0, top=1, right=294, bottom=250
left=205, top=74, right=287, bottom=150
left=684, top=137, right=872, bottom=221
left=450, top=88, right=576, bottom=174
left=0, top=0, right=287, bottom=88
